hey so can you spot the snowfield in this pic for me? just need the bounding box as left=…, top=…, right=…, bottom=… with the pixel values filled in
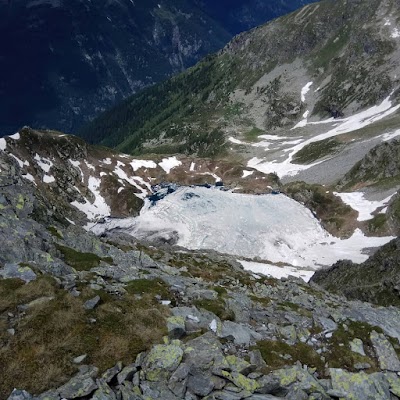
left=91, top=187, right=394, bottom=277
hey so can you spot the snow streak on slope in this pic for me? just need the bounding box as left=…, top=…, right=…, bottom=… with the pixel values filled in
left=92, top=187, right=394, bottom=270
left=247, top=95, right=400, bottom=178
left=333, top=192, right=395, bottom=221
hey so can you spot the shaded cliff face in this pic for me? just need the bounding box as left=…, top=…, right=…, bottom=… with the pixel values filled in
left=0, top=0, right=315, bottom=136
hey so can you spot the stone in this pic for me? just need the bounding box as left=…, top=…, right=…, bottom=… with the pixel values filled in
left=354, top=362, right=371, bottom=370
left=84, top=295, right=101, bottom=310
left=58, top=375, right=97, bottom=398
left=316, top=316, right=337, bottom=332
left=6, top=389, right=33, bottom=400
left=284, top=387, right=308, bottom=400
left=119, top=382, right=143, bottom=400
left=220, top=371, right=259, bottom=393
left=187, top=370, right=215, bottom=397
left=117, top=364, right=137, bottom=385
left=220, top=321, right=262, bottom=345
left=168, top=363, right=190, bottom=397
left=92, top=379, right=117, bottom=400
left=350, top=338, right=366, bottom=356
left=370, top=331, right=400, bottom=371
left=102, top=362, right=123, bottom=383
left=144, top=344, right=183, bottom=381
left=0, top=263, right=36, bottom=282
left=255, top=375, right=281, bottom=394
left=329, top=369, right=391, bottom=400
left=72, top=354, right=87, bottom=364
left=249, top=350, right=268, bottom=371
left=7, top=328, right=15, bottom=336
left=167, top=316, right=186, bottom=339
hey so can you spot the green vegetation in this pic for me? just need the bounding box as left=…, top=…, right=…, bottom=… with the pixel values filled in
left=324, top=321, right=381, bottom=372
left=193, top=298, right=235, bottom=321
left=47, top=226, right=63, bottom=240
left=367, top=214, right=388, bottom=234
left=254, top=340, right=324, bottom=372
left=0, top=277, right=169, bottom=398
left=55, top=244, right=113, bottom=271
left=244, top=127, right=263, bottom=142
left=292, top=138, right=342, bottom=164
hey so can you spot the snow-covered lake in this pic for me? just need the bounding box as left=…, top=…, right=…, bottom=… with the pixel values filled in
left=91, top=186, right=394, bottom=280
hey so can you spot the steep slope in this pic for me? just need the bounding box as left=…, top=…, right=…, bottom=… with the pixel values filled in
left=3, top=128, right=400, bottom=400
left=311, top=237, right=400, bottom=307
left=80, top=0, right=400, bottom=185
left=0, top=0, right=315, bottom=136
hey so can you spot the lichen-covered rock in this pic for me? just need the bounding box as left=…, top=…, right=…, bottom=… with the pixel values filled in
left=0, top=263, right=36, bottom=283
left=6, top=389, right=33, bottom=400
left=167, top=316, right=186, bottom=339
left=329, top=369, right=391, bottom=400
left=91, top=379, right=117, bottom=400
left=57, top=375, right=97, bottom=399
left=143, top=344, right=183, bottom=381
left=370, top=331, right=400, bottom=372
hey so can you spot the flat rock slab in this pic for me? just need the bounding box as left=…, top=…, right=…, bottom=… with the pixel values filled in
left=370, top=331, right=400, bottom=372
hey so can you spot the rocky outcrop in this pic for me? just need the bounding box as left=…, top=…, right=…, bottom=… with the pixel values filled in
left=311, top=237, right=400, bottom=307
left=337, top=139, right=400, bottom=191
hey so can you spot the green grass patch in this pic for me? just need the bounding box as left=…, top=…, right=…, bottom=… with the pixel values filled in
left=254, top=340, right=324, bottom=372
left=55, top=244, right=113, bottom=271
left=47, top=226, right=63, bottom=240
left=292, top=138, right=342, bottom=164
left=194, top=298, right=235, bottom=321
left=244, top=127, right=263, bottom=142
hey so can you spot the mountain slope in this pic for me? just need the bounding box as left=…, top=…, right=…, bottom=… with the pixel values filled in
left=311, top=237, right=400, bottom=307
left=80, top=0, right=400, bottom=174
left=0, top=0, right=315, bottom=136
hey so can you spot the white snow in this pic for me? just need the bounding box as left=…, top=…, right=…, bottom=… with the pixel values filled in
left=392, top=28, right=400, bottom=38
left=114, top=161, right=148, bottom=199
left=71, top=176, right=111, bottom=221
left=200, top=172, right=222, bottom=182
left=0, top=138, right=6, bottom=151
left=385, top=19, right=392, bottom=26
left=130, top=159, right=157, bottom=171
left=209, top=319, right=218, bottom=333
left=249, top=95, right=400, bottom=178
left=10, top=154, right=29, bottom=168
left=190, top=162, right=196, bottom=172
left=382, top=129, right=400, bottom=142
left=239, top=260, right=315, bottom=282
left=66, top=218, right=76, bottom=225
left=9, top=132, right=20, bottom=140
left=91, top=187, right=394, bottom=269
left=242, top=170, right=254, bottom=178
left=334, top=192, right=395, bottom=221
left=85, top=160, right=96, bottom=171
left=301, top=82, right=313, bottom=102
left=229, top=137, right=245, bottom=145
left=43, top=175, right=56, bottom=183
left=102, top=158, right=112, bottom=165
left=22, top=173, right=36, bottom=185
left=159, top=157, right=182, bottom=174
left=118, top=187, right=124, bottom=194
left=34, top=154, right=53, bottom=173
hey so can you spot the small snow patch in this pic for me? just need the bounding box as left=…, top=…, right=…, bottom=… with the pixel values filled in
left=35, top=154, right=53, bottom=173
left=130, top=159, right=157, bottom=171
left=159, top=157, right=182, bottom=174
left=10, top=154, right=29, bottom=168
left=43, top=175, right=56, bottom=183
left=240, top=260, right=315, bottom=282
left=190, top=162, right=196, bottom=172
left=9, top=132, right=20, bottom=140
left=242, top=170, right=254, bottom=178
left=22, top=174, right=36, bottom=185
left=334, top=191, right=395, bottom=221
left=301, top=82, right=313, bottom=102
left=0, top=138, right=6, bottom=151
left=392, top=28, right=400, bottom=38
left=102, top=158, right=112, bottom=165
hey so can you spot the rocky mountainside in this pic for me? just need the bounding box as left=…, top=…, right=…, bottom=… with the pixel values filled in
left=0, top=0, right=314, bottom=136
left=311, top=237, right=400, bottom=307
left=80, top=0, right=400, bottom=187
left=2, top=129, right=400, bottom=400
